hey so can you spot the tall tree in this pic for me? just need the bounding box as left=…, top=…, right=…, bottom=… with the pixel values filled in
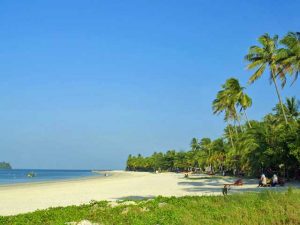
left=212, top=88, right=237, bottom=148
left=222, top=78, right=243, bottom=130
left=224, top=78, right=252, bottom=128
left=213, top=83, right=239, bottom=128
left=278, top=32, right=300, bottom=86
left=199, top=138, right=213, bottom=171
left=286, top=97, right=300, bottom=120
left=245, top=33, right=288, bottom=124
left=239, top=93, right=252, bottom=128
left=190, top=138, right=200, bottom=151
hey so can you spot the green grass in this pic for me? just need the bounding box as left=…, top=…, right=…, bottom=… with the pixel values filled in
left=1, top=189, right=300, bottom=225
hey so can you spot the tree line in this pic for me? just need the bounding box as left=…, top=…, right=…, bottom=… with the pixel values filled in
left=126, top=32, right=300, bottom=179
left=0, top=162, right=12, bottom=169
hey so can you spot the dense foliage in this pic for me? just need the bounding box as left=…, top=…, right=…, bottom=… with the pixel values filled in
left=0, top=162, right=11, bottom=169
left=127, top=99, right=300, bottom=178
left=127, top=32, right=300, bottom=178
left=1, top=190, right=299, bottom=225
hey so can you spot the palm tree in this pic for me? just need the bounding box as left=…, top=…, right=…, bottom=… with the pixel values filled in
left=212, top=86, right=237, bottom=148
left=222, top=78, right=243, bottom=130
left=245, top=33, right=288, bottom=124
left=278, top=32, right=300, bottom=86
left=224, top=78, right=253, bottom=128
left=274, top=97, right=300, bottom=121
left=213, top=82, right=240, bottom=129
left=199, top=138, right=213, bottom=172
left=286, top=97, right=299, bottom=120
left=238, top=92, right=252, bottom=128
left=210, top=138, right=226, bottom=173
left=224, top=124, right=235, bottom=150
left=190, top=138, right=199, bottom=151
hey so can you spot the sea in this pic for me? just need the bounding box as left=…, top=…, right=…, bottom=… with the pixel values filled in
left=0, top=169, right=103, bottom=185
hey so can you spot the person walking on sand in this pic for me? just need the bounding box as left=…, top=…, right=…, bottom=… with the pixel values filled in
left=262, top=174, right=267, bottom=185
left=272, top=174, right=278, bottom=187
left=222, top=184, right=230, bottom=195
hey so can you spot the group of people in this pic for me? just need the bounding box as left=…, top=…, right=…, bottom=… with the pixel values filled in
left=258, top=173, right=278, bottom=187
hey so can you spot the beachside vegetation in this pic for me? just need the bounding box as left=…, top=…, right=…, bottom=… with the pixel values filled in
left=1, top=189, right=299, bottom=225
left=126, top=32, right=300, bottom=179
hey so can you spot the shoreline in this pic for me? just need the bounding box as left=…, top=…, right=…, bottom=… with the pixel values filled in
left=0, top=171, right=298, bottom=216
left=0, top=170, right=116, bottom=188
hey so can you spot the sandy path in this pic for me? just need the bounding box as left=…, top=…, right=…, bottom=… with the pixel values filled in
left=0, top=171, right=296, bottom=216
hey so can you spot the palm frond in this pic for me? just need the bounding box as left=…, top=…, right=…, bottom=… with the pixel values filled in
left=248, top=64, right=266, bottom=84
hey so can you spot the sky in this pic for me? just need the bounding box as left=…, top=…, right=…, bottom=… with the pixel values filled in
left=0, top=0, right=299, bottom=169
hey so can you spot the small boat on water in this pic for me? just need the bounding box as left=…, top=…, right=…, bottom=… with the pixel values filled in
left=27, top=172, right=36, bottom=178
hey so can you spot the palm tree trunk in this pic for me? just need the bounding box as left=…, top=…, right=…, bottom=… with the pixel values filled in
left=243, top=109, right=252, bottom=128
left=234, top=106, right=243, bottom=135
left=234, top=107, right=244, bottom=132
left=271, top=72, right=288, bottom=125
left=236, top=118, right=243, bottom=132
left=227, top=124, right=236, bottom=150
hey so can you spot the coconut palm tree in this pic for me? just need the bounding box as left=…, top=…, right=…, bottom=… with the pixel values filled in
left=278, top=32, right=300, bottom=86
left=286, top=97, right=299, bottom=120
left=190, top=138, right=200, bottom=151
left=212, top=85, right=238, bottom=149
left=239, top=94, right=252, bottom=127
left=224, top=124, right=236, bottom=150
left=213, top=81, right=241, bottom=129
left=199, top=138, right=213, bottom=172
left=222, top=79, right=243, bottom=130
left=223, top=78, right=253, bottom=128
left=245, top=33, right=288, bottom=124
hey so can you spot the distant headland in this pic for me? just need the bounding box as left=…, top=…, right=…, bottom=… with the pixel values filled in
left=0, top=162, right=12, bottom=169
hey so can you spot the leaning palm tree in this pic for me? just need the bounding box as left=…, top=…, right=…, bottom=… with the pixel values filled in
left=223, top=79, right=243, bottom=129
left=238, top=93, right=252, bottom=128
left=278, top=32, right=300, bottom=86
left=213, top=87, right=238, bottom=148
left=224, top=78, right=252, bottom=128
left=213, top=80, right=243, bottom=130
left=245, top=33, right=288, bottom=124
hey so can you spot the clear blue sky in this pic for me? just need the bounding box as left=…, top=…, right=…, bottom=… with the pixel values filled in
left=0, top=1, right=299, bottom=169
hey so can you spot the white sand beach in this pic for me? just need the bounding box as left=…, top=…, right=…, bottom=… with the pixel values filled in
left=0, top=171, right=297, bottom=216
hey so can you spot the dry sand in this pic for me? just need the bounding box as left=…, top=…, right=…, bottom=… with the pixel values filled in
left=0, top=171, right=296, bottom=216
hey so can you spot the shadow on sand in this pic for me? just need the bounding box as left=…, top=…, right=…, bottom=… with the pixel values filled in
left=113, top=195, right=155, bottom=201
left=177, top=177, right=288, bottom=194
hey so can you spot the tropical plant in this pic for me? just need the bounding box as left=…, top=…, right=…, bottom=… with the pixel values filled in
left=286, top=97, right=300, bottom=119
left=212, top=80, right=239, bottom=147
left=238, top=92, right=252, bottom=128
left=127, top=97, right=300, bottom=178
left=126, top=32, right=300, bottom=179
left=278, top=32, right=300, bottom=86
left=245, top=33, right=288, bottom=124
left=273, top=97, right=300, bottom=122
left=190, top=138, right=200, bottom=151
left=223, top=78, right=253, bottom=128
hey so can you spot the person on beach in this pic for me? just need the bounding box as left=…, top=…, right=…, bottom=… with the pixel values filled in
left=222, top=184, right=230, bottom=195
left=258, top=173, right=267, bottom=187
left=272, top=174, right=278, bottom=186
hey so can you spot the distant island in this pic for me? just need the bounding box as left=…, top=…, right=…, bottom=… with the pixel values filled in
left=0, top=161, right=12, bottom=169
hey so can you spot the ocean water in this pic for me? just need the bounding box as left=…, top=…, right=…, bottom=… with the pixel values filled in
left=0, top=169, right=103, bottom=185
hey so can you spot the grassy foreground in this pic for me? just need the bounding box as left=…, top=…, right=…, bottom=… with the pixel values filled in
left=1, top=189, right=300, bottom=225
